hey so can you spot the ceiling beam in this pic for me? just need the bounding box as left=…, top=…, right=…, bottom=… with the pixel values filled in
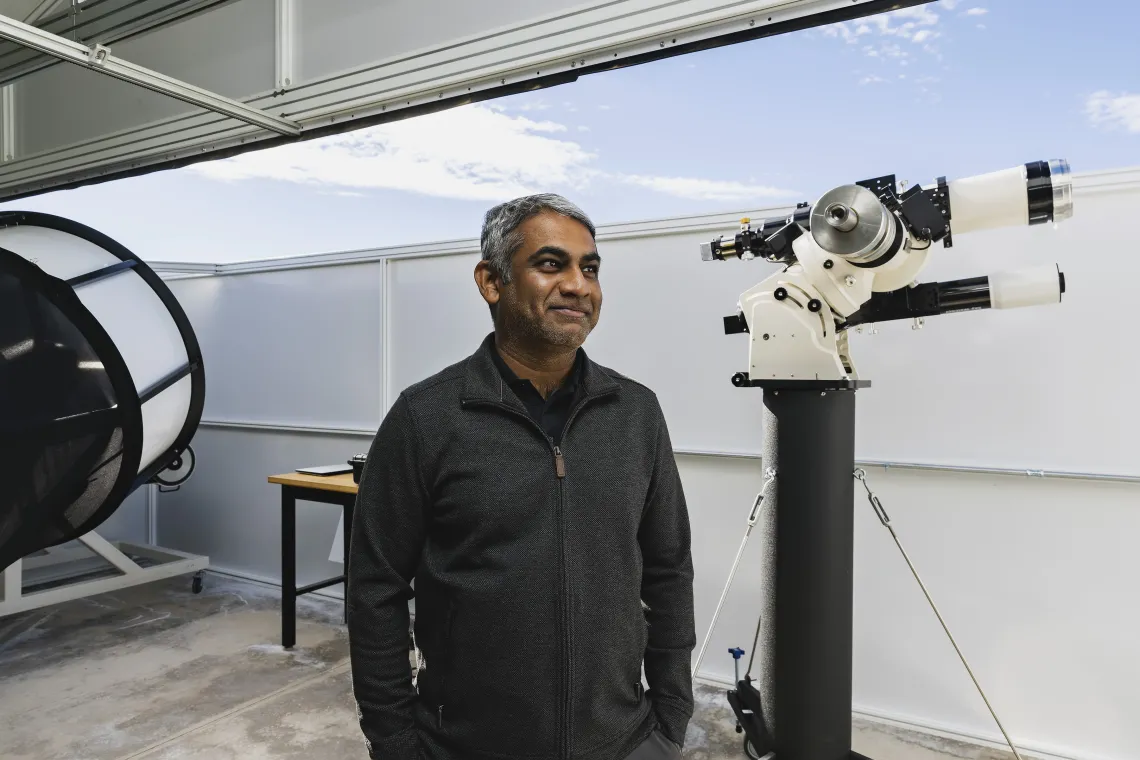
left=0, top=12, right=301, bottom=136
left=23, top=0, right=62, bottom=25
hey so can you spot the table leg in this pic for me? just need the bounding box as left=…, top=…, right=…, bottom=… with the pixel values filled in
left=342, top=496, right=354, bottom=624
left=282, top=486, right=296, bottom=649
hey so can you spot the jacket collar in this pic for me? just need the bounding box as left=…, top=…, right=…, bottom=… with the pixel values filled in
left=460, top=332, right=619, bottom=404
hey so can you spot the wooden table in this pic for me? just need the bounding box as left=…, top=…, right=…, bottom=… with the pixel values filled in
left=267, top=471, right=357, bottom=649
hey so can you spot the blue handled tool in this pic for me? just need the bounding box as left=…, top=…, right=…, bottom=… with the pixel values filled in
left=728, top=647, right=745, bottom=684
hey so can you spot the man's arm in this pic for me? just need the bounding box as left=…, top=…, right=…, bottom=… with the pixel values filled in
left=347, top=393, right=430, bottom=760
left=638, top=402, right=696, bottom=748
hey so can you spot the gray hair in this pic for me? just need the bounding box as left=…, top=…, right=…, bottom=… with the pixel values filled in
left=480, top=193, right=595, bottom=284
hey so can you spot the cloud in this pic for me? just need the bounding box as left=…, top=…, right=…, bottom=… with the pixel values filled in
left=190, top=105, right=591, bottom=202
left=940, top=0, right=960, bottom=8
left=860, top=75, right=887, bottom=85
left=1086, top=91, right=1140, bottom=133
left=965, top=7, right=988, bottom=15
left=823, top=4, right=943, bottom=62
left=506, top=100, right=552, bottom=112
left=188, top=104, right=793, bottom=204
left=616, top=175, right=798, bottom=203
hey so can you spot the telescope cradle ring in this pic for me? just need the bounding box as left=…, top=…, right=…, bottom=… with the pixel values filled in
left=0, top=211, right=206, bottom=571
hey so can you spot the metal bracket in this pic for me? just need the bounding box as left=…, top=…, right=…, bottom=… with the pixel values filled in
left=86, top=42, right=110, bottom=66
left=1, top=83, right=14, bottom=162
left=275, top=0, right=295, bottom=92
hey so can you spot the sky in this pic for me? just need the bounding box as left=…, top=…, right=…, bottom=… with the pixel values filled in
left=2, top=0, right=1138, bottom=264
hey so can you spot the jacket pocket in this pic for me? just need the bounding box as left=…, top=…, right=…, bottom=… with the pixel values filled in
left=438, top=600, right=454, bottom=716
left=420, top=598, right=454, bottom=728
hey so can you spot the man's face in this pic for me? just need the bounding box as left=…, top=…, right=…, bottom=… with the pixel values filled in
left=481, top=210, right=602, bottom=350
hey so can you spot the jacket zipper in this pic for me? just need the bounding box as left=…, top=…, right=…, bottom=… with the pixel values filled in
left=551, top=398, right=597, bottom=760
left=553, top=446, right=566, bottom=478
left=462, top=391, right=613, bottom=760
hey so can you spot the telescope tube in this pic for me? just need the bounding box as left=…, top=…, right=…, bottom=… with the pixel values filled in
left=844, top=265, right=1064, bottom=327
left=945, top=159, right=1073, bottom=235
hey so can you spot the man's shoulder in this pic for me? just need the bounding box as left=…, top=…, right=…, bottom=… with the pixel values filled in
left=589, top=360, right=663, bottom=410
left=397, top=356, right=469, bottom=406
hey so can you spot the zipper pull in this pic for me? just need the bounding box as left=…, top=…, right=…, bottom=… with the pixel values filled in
left=553, top=447, right=566, bottom=478
left=438, top=705, right=443, bottom=728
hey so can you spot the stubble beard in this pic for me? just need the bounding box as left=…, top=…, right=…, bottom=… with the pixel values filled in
left=499, top=295, right=592, bottom=351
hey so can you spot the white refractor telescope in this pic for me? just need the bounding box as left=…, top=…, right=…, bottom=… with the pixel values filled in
left=702, top=159, right=1073, bottom=385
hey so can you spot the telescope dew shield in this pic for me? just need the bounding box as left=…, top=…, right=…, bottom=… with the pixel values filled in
left=843, top=264, right=1064, bottom=328
left=0, top=212, right=204, bottom=571
left=946, top=159, right=1073, bottom=235
left=989, top=263, right=1065, bottom=309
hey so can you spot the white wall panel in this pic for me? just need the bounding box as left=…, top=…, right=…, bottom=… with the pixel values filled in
left=685, top=454, right=1140, bottom=760
left=97, top=486, right=149, bottom=545
left=386, top=252, right=494, bottom=404
left=844, top=465, right=1140, bottom=760
left=156, top=425, right=370, bottom=591
left=167, top=262, right=383, bottom=430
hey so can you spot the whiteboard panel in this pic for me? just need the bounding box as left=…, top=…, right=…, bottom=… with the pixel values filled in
left=167, top=262, right=383, bottom=429
left=387, top=182, right=1139, bottom=474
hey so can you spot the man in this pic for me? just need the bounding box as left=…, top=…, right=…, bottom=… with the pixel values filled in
left=347, top=193, right=695, bottom=760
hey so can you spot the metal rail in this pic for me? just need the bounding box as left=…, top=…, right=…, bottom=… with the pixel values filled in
left=194, top=419, right=1140, bottom=484
left=0, top=13, right=300, bottom=136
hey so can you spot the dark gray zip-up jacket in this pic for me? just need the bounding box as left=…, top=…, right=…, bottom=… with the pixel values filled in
left=347, top=333, right=696, bottom=760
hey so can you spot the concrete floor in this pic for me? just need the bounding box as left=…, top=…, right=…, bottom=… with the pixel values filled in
left=0, top=572, right=1034, bottom=760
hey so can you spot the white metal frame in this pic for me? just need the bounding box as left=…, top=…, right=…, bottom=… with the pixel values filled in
left=21, top=0, right=62, bottom=27
left=0, top=0, right=924, bottom=199
left=0, top=530, right=209, bottom=617
left=274, top=0, right=294, bottom=94
left=0, top=13, right=300, bottom=135
left=0, top=0, right=242, bottom=87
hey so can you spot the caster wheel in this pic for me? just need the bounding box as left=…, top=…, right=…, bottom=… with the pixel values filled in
left=743, top=736, right=762, bottom=760
left=191, top=572, right=204, bottom=594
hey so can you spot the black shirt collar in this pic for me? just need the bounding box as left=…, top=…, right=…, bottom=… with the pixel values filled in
left=490, top=343, right=584, bottom=399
